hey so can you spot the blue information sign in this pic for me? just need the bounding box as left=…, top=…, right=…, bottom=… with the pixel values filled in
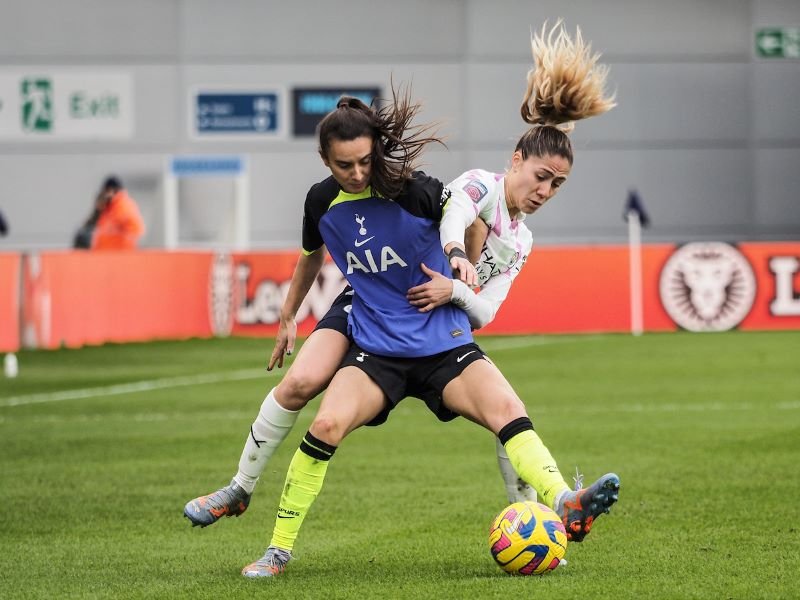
left=194, top=91, right=281, bottom=136
left=170, top=155, right=245, bottom=177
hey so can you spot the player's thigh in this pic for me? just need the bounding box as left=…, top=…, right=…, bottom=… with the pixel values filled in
left=310, top=366, right=387, bottom=445
left=276, top=328, right=350, bottom=408
left=441, top=359, right=527, bottom=435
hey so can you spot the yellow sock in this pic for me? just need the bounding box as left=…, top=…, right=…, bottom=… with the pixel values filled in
left=504, top=429, right=569, bottom=510
left=270, top=432, right=335, bottom=552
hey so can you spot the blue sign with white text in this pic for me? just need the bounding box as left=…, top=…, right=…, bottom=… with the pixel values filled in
left=195, top=92, right=281, bottom=136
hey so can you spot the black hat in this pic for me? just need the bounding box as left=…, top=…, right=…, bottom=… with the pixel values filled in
left=102, top=176, right=123, bottom=191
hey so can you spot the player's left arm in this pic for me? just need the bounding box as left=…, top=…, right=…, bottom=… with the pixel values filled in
left=440, top=174, right=495, bottom=286
left=404, top=172, right=482, bottom=285
left=404, top=216, right=487, bottom=309
left=408, top=239, right=530, bottom=329
left=407, top=265, right=512, bottom=329
left=451, top=275, right=512, bottom=329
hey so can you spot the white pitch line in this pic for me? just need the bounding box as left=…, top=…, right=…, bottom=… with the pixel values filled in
left=0, top=368, right=278, bottom=408
left=0, top=336, right=594, bottom=409
left=0, top=410, right=255, bottom=425
left=477, top=335, right=606, bottom=352
left=531, top=400, right=800, bottom=416
left=0, top=398, right=797, bottom=427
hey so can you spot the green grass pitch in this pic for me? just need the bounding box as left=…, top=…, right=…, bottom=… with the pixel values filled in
left=1, top=331, right=798, bottom=599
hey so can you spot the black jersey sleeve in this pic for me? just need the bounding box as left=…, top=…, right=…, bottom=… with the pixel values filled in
left=301, top=198, right=323, bottom=253
left=301, top=176, right=339, bottom=253
left=395, top=171, right=448, bottom=222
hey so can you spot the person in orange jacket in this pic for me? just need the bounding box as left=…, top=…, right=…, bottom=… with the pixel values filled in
left=84, top=176, right=145, bottom=250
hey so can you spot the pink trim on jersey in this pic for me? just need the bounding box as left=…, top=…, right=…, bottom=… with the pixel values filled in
left=492, top=202, right=503, bottom=235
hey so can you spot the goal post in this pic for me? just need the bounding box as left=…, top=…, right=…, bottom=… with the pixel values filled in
left=163, top=155, right=250, bottom=250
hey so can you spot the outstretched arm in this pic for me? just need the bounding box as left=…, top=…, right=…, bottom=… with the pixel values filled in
left=268, top=249, right=326, bottom=370
left=409, top=218, right=528, bottom=329
left=407, top=264, right=512, bottom=330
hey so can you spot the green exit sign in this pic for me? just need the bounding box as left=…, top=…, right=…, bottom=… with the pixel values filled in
left=756, top=27, right=800, bottom=58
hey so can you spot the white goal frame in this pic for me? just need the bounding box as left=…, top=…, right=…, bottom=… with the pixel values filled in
left=163, top=155, right=250, bottom=250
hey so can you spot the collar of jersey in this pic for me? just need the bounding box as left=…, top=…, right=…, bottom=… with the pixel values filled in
left=329, top=186, right=376, bottom=209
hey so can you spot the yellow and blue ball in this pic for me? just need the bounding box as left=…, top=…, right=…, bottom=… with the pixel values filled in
left=488, top=501, right=567, bottom=575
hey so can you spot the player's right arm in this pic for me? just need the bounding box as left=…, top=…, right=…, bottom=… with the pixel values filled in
left=269, top=183, right=330, bottom=370
left=268, top=248, right=326, bottom=370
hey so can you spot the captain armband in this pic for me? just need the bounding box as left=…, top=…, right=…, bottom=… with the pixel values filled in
left=447, top=247, right=467, bottom=261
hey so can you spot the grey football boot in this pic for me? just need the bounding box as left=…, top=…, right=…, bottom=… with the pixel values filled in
left=555, top=471, right=620, bottom=542
left=183, top=479, right=251, bottom=527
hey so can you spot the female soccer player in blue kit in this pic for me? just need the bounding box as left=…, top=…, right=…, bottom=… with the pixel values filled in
left=184, top=23, right=621, bottom=577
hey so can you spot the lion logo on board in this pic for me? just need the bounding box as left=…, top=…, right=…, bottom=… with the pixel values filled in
left=659, top=242, right=756, bottom=332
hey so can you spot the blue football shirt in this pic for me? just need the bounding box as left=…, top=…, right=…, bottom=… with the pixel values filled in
left=301, top=172, right=472, bottom=357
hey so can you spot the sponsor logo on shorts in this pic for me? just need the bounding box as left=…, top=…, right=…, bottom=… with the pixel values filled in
left=456, top=350, right=476, bottom=363
left=356, top=352, right=368, bottom=362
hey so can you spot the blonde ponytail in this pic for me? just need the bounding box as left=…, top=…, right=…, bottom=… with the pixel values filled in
left=521, top=20, right=616, bottom=132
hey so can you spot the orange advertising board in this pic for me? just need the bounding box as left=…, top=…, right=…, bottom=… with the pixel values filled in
left=228, top=242, right=800, bottom=336
left=13, top=242, right=800, bottom=350
left=21, top=251, right=214, bottom=349
left=484, top=241, right=800, bottom=334
left=0, top=253, right=21, bottom=352
left=223, top=252, right=346, bottom=338
left=738, top=242, right=800, bottom=331
left=481, top=244, right=676, bottom=335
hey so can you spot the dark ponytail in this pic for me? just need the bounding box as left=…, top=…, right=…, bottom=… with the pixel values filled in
left=317, top=84, right=444, bottom=199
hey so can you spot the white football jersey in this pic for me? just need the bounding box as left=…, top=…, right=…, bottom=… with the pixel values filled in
left=440, top=169, right=533, bottom=328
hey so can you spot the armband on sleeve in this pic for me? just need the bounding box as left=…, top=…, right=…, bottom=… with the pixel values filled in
left=447, top=247, right=467, bottom=261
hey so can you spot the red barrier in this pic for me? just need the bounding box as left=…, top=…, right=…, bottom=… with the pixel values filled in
left=14, top=242, right=800, bottom=349
left=21, top=251, right=213, bottom=349
left=481, top=244, right=676, bottom=334
left=0, top=253, right=21, bottom=352
left=225, top=252, right=345, bottom=338
left=229, top=242, right=800, bottom=336
left=738, top=242, right=800, bottom=331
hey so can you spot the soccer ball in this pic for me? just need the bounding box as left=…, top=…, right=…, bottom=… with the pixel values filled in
left=488, top=501, right=567, bottom=575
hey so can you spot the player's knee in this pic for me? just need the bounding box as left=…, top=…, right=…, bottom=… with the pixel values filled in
left=309, top=414, right=345, bottom=446
left=494, top=396, right=528, bottom=428
left=276, top=372, right=326, bottom=410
